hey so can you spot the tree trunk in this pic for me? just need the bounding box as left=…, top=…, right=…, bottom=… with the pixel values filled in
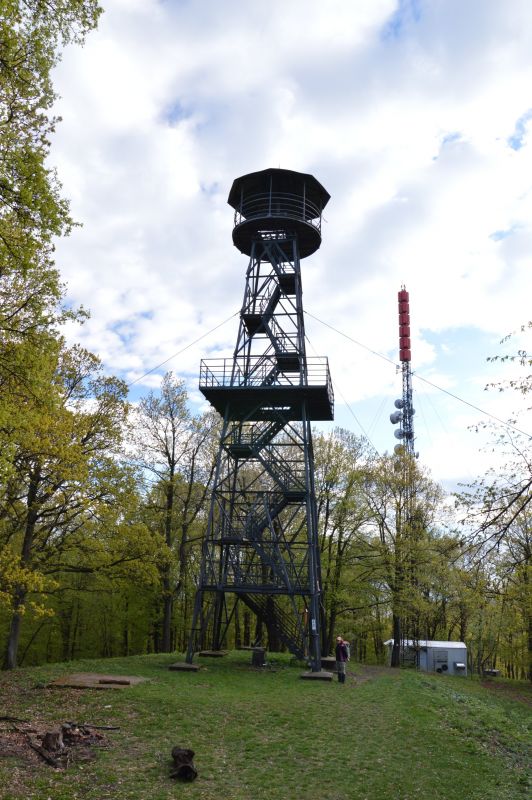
left=161, top=576, right=173, bottom=653
left=243, top=609, right=251, bottom=647
left=254, top=615, right=263, bottom=646
left=4, top=473, right=39, bottom=669
left=326, top=602, right=337, bottom=655
left=391, top=613, right=401, bottom=668
left=4, top=594, right=25, bottom=670
left=19, top=619, right=49, bottom=666
left=359, top=631, right=367, bottom=661
left=525, top=563, right=532, bottom=682
left=152, top=614, right=161, bottom=653
left=234, top=602, right=241, bottom=649
left=58, top=601, right=74, bottom=662
left=527, top=610, right=532, bottom=682
left=372, top=605, right=386, bottom=661
left=459, top=602, right=468, bottom=643
left=265, top=597, right=280, bottom=652
left=69, top=600, right=80, bottom=661
left=162, top=476, right=175, bottom=653
left=123, top=596, right=130, bottom=656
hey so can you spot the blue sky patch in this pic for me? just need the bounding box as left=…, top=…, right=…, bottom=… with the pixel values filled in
left=441, top=131, right=462, bottom=146
left=490, top=229, right=514, bottom=242
left=163, top=101, right=190, bottom=126
left=507, top=109, right=532, bottom=150
left=200, top=181, right=220, bottom=196
left=382, top=0, right=422, bottom=40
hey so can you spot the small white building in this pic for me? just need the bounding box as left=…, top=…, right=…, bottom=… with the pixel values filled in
left=384, top=639, right=467, bottom=676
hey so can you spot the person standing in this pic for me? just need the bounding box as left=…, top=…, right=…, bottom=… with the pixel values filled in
left=335, top=635, right=349, bottom=683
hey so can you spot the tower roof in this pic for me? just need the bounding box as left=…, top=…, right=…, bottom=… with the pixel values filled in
left=228, top=168, right=330, bottom=212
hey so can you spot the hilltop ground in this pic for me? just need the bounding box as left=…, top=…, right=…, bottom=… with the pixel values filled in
left=0, top=651, right=530, bottom=800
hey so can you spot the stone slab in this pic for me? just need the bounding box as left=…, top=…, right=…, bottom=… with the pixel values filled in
left=321, top=656, right=337, bottom=671
left=198, top=650, right=228, bottom=658
left=49, top=673, right=147, bottom=690
left=168, top=662, right=200, bottom=672
left=300, top=670, right=334, bottom=682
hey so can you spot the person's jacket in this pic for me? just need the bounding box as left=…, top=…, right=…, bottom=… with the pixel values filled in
left=335, top=642, right=349, bottom=662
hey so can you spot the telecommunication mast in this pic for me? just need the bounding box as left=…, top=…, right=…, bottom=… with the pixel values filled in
left=186, top=168, right=334, bottom=672
left=390, top=286, right=415, bottom=455
left=389, top=285, right=420, bottom=666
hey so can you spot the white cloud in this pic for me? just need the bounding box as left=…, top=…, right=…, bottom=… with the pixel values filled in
left=50, top=0, right=532, bottom=486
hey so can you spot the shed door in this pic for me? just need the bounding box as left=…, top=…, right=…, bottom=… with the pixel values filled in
left=434, top=649, right=448, bottom=671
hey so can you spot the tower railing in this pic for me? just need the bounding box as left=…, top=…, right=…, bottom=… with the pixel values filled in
left=233, top=191, right=323, bottom=229
left=200, top=355, right=333, bottom=395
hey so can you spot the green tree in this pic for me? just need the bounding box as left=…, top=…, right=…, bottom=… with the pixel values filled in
left=134, top=373, right=217, bottom=652
left=499, top=512, right=531, bottom=679
left=457, top=324, right=532, bottom=678
left=1, top=0, right=101, bottom=476
left=30, top=483, right=163, bottom=666
left=361, top=451, right=444, bottom=667
left=314, top=428, right=371, bottom=655
left=0, top=343, right=146, bottom=668
left=0, top=3, right=169, bottom=670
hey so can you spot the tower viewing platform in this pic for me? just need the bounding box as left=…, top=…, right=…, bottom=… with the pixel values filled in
left=199, top=355, right=334, bottom=421
left=228, top=168, right=330, bottom=258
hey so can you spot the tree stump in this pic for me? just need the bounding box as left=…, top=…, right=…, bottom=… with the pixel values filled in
left=251, top=647, right=266, bottom=667
left=170, top=746, right=197, bottom=781
left=42, top=729, right=64, bottom=752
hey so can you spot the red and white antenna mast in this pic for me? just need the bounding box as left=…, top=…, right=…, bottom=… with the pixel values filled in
left=390, top=285, right=416, bottom=457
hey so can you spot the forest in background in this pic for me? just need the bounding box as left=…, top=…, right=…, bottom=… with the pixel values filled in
left=0, top=1, right=530, bottom=679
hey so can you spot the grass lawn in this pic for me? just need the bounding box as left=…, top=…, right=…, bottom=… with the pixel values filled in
left=0, top=651, right=530, bottom=800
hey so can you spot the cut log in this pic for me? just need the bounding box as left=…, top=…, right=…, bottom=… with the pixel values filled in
left=170, top=746, right=197, bottom=781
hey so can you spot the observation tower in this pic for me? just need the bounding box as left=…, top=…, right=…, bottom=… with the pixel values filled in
left=186, top=168, right=333, bottom=672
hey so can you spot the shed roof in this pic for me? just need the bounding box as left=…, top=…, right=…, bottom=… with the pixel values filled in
left=384, top=639, right=466, bottom=649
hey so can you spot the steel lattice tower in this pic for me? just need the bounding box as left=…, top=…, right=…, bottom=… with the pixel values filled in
left=390, top=286, right=421, bottom=665
left=186, top=168, right=333, bottom=672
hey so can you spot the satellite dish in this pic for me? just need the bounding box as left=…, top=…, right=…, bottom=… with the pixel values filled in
left=394, top=429, right=405, bottom=439
left=390, top=411, right=402, bottom=424
left=394, top=444, right=404, bottom=455
left=394, top=399, right=404, bottom=409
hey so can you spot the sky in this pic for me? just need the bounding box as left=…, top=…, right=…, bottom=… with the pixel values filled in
left=50, top=0, right=532, bottom=489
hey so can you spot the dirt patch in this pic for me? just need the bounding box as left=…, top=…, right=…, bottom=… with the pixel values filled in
left=0, top=727, right=42, bottom=765
left=349, top=664, right=399, bottom=683
left=0, top=719, right=111, bottom=769
left=480, top=679, right=532, bottom=707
